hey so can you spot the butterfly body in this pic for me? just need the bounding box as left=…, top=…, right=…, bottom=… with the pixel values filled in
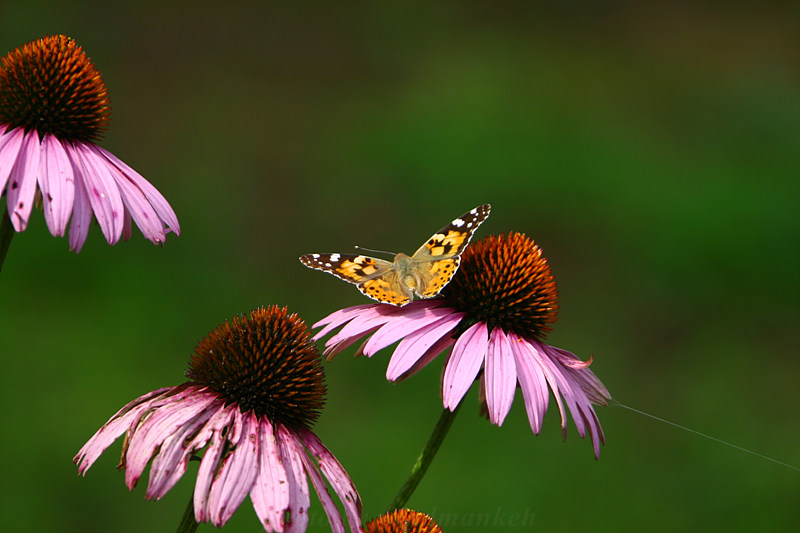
left=300, top=204, right=490, bottom=306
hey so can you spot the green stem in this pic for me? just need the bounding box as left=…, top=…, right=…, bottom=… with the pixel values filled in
left=175, top=496, right=199, bottom=533
left=388, top=404, right=461, bottom=511
left=0, top=206, right=14, bottom=274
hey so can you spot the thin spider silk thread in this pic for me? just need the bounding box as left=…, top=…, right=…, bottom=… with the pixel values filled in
left=610, top=399, right=800, bottom=473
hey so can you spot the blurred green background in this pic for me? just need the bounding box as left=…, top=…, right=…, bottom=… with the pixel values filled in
left=1, top=2, right=798, bottom=531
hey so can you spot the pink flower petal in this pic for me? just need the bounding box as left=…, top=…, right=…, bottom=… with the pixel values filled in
left=522, top=339, right=568, bottom=432
left=7, top=130, right=40, bottom=231
left=93, top=145, right=180, bottom=235
left=110, top=168, right=165, bottom=244
left=442, top=321, right=489, bottom=410
left=547, top=345, right=611, bottom=405
left=74, top=387, right=174, bottom=474
left=540, top=344, right=606, bottom=457
left=88, top=144, right=168, bottom=245
left=509, top=334, right=550, bottom=435
left=193, top=404, right=237, bottom=523
left=362, top=301, right=446, bottom=357
left=72, top=142, right=124, bottom=244
left=297, top=442, right=346, bottom=533
left=484, top=328, right=518, bottom=426
left=122, top=209, right=132, bottom=241
left=0, top=127, right=25, bottom=196
left=125, top=391, right=218, bottom=490
left=67, top=152, right=94, bottom=252
left=394, top=334, right=455, bottom=382
left=301, top=430, right=362, bottom=533
left=312, top=303, right=380, bottom=339
left=320, top=305, right=404, bottom=357
left=206, top=412, right=260, bottom=526
left=146, top=402, right=218, bottom=500
left=386, top=312, right=462, bottom=381
left=39, top=134, right=75, bottom=237
left=321, top=318, right=387, bottom=359
left=251, top=417, right=290, bottom=532
left=275, top=425, right=311, bottom=533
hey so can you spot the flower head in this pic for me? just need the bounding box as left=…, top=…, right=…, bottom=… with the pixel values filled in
left=74, top=306, right=362, bottom=532
left=0, top=35, right=179, bottom=251
left=314, top=232, right=611, bottom=457
left=366, top=509, right=443, bottom=533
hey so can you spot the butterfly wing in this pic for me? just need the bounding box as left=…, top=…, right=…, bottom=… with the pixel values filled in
left=300, top=204, right=490, bottom=306
left=357, top=271, right=414, bottom=306
left=299, top=253, right=413, bottom=306
left=410, top=203, right=491, bottom=298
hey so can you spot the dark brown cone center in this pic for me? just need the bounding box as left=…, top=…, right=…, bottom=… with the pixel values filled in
left=0, top=35, right=110, bottom=142
left=186, top=306, right=326, bottom=430
left=440, top=232, right=559, bottom=340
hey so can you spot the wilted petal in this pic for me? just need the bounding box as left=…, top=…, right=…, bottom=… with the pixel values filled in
left=251, top=418, right=290, bottom=532
left=297, top=443, right=346, bottom=533
left=301, top=430, right=362, bottom=533
left=125, top=391, right=218, bottom=490
left=146, top=401, right=218, bottom=499
left=206, top=412, right=260, bottom=526
left=193, top=404, right=237, bottom=523
left=74, top=387, right=173, bottom=474
left=275, top=425, right=310, bottom=533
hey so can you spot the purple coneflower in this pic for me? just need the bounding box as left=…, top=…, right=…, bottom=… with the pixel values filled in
left=0, top=35, right=179, bottom=252
left=314, top=232, right=611, bottom=457
left=366, top=509, right=443, bottom=533
left=75, top=306, right=362, bottom=532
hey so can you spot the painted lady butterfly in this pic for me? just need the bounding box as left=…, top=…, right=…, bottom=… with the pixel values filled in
left=299, top=204, right=491, bottom=306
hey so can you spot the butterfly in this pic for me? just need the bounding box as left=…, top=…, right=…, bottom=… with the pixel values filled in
left=299, top=204, right=491, bottom=306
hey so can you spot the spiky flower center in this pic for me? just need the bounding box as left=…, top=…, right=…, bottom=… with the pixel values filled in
left=365, top=509, right=443, bottom=533
left=440, top=232, right=559, bottom=340
left=0, top=35, right=110, bottom=142
left=186, top=306, right=326, bottom=430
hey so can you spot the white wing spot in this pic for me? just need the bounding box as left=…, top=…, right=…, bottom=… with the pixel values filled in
left=312, top=254, right=320, bottom=258
left=452, top=218, right=465, bottom=227
left=330, top=253, right=340, bottom=262
left=324, top=262, right=332, bottom=267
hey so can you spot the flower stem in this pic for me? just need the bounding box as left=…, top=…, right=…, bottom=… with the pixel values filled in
left=388, top=404, right=461, bottom=511
left=0, top=206, right=15, bottom=274
left=175, top=496, right=199, bottom=533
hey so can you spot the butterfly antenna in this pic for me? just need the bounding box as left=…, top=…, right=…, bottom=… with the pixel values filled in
left=354, top=245, right=396, bottom=257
